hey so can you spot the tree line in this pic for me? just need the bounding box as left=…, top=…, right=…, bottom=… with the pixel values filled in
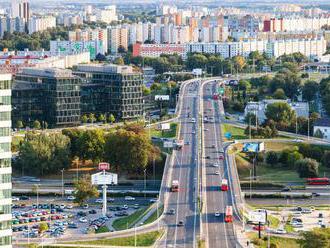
left=13, top=123, right=161, bottom=176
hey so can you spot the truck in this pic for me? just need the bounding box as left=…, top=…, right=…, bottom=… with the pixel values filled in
left=175, top=139, right=184, bottom=150
left=171, top=180, right=179, bottom=192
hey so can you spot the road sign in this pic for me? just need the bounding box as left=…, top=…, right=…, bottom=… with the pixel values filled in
left=248, top=211, right=266, bottom=224
left=164, top=141, right=174, bottom=148
left=225, top=132, right=232, bottom=139
left=91, top=172, right=118, bottom=185
left=155, top=95, right=169, bottom=101
left=98, top=162, right=110, bottom=170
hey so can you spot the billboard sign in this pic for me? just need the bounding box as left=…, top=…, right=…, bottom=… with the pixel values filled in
left=248, top=211, right=266, bottom=224
left=98, top=162, right=110, bottom=170
left=91, top=172, right=118, bottom=185
left=192, top=68, right=203, bottom=76
left=155, top=95, right=170, bottom=101
left=163, top=141, right=174, bottom=148
left=161, top=123, right=170, bottom=130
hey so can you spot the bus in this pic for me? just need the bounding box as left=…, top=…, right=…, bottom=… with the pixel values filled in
left=224, top=206, right=233, bottom=223
left=171, top=180, right=179, bottom=192
left=307, top=177, right=330, bottom=185
left=221, top=179, right=229, bottom=191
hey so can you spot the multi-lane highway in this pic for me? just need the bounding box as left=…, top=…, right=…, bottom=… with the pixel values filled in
left=160, top=79, right=200, bottom=247
left=201, top=80, right=238, bottom=248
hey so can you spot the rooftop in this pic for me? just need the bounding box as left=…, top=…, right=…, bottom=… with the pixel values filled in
left=314, top=118, right=330, bottom=127
left=18, top=68, right=75, bottom=78
left=75, top=64, right=136, bottom=74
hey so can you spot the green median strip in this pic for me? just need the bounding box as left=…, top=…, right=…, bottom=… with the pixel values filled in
left=143, top=205, right=164, bottom=225
left=112, top=207, right=149, bottom=231
left=67, top=230, right=164, bottom=247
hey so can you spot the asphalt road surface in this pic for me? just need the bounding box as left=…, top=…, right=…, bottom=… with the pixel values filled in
left=161, top=80, right=200, bottom=248
left=201, top=81, right=237, bottom=248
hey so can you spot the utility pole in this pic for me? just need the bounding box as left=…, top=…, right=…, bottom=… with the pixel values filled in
left=308, top=116, right=310, bottom=140
left=61, top=168, right=65, bottom=198
left=144, top=169, right=147, bottom=199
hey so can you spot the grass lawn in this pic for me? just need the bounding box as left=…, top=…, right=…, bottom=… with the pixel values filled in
left=143, top=205, right=164, bottom=225
left=150, top=123, right=177, bottom=138
left=264, top=142, right=296, bottom=151
left=247, top=233, right=299, bottom=248
left=268, top=215, right=280, bottom=229
left=222, top=124, right=247, bottom=140
left=67, top=230, right=164, bottom=247
left=112, top=207, right=149, bottom=230
left=95, top=226, right=109, bottom=234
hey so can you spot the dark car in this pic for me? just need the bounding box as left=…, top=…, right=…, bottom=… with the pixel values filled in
left=77, top=211, right=87, bottom=217
left=89, top=209, right=97, bottom=214
left=312, top=192, right=321, bottom=197
left=68, top=223, right=78, bottom=229
left=177, top=220, right=184, bottom=226
left=281, top=187, right=291, bottom=192
left=19, top=196, right=30, bottom=200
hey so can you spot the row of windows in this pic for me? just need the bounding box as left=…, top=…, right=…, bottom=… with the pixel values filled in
left=0, top=174, right=11, bottom=184
left=0, top=96, right=10, bottom=106
left=0, top=159, right=10, bottom=168
left=0, top=205, right=11, bottom=215
left=0, top=80, right=11, bottom=90
left=0, top=221, right=11, bottom=230
left=0, top=128, right=10, bottom=137
left=0, top=112, right=10, bottom=121
left=0, top=236, right=11, bottom=245
left=0, top=144, right=10, bottom=153
left=0, top=189, right=11, bottom=200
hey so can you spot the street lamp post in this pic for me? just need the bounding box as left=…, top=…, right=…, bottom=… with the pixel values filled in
left=144, top=169, right=147, bottom=199
left=61, top=168, right=65, bottom=198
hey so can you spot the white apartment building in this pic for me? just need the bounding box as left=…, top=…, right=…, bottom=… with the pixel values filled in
left=0, top=73, right=12, bottom=248
left=97, top=5, right=117, bottom=24
left=313, top=118, right=330, bottom=140
left=108, top=27, right=128, bottom=53
left=28, top=16, right=56, bottom=34
left=244, top=99, right=309, bottom=123
left=68, top=28, right=108, bottom=53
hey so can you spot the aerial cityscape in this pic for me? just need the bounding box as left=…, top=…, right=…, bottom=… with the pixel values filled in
left=0, top=0, right=329, bottom=247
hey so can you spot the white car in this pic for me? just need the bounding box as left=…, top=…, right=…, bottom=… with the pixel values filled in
left=66, top=205, right=73, bottom=209
left=60, top=204, right=66, bottom=209
left=214, top=171, right=220, bottom=175
left=214, top=212, right=220, bottom=217
left=125, top=196, right=135, bottom=201
left=67, top=196, right=75, bottom=201
left=191, top=118, right=196, bottom=123
left=95, top=199, right=103, bottom=203
left=274, top=228, right=287, bottom=234
left=149, top=198, right=158, bottom=203
left=12, top=196, right=19, bottom=201
left=123, top=205, right=129, bottom=210
left=318, top=220, right=324, bottom=225
left=212, top=163, right=219, bottom=167
left=79, top=217, right=88, bottom=223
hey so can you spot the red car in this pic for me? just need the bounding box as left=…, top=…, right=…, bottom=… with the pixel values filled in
left=253, top=225, right=266, bottom=231
left=219, top=154, right=224, bottom=160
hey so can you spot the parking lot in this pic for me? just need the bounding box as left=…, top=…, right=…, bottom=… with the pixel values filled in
left=12, top=195, right=156, bottom=241
left=246, top=206, right=330, bottom=235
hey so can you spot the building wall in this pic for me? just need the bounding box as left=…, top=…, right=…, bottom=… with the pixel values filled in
left=0, top=73, right=12, bottom=248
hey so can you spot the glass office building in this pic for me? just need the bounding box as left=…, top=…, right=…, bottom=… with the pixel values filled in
left=13, top=68, right=81, bottom=128
left=74, top=64, right=144, bottom=120
left=0, top=74, right=12, bottom=247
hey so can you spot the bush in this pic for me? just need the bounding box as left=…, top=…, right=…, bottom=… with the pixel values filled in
left=270, top=243, right=279, bottom=248
left=295, top=158, right=319, bottom=178
left=265, top=151, right=279, bottom=166
left=322, top=151, right=330, bottom=168
left=278, top=149, right=291, bottom=165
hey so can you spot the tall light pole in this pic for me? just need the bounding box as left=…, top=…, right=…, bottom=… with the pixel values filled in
left=34, top=184, right=40, bottom=210
left=144, top=169, right=147, bottom=199
left=61, top=168, right=65, bottom=198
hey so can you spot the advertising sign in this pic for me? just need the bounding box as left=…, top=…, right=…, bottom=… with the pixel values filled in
left=155, top=95, right=170, bottom=101
left=248, top=211, right=266, bottom=224
left=161, top=123, right=170, bottom=130
left=98, top=162, right=110, bottom=170
left=163, top=141, right=174, bottom=148
left=91, top=172, right=118, bottom=185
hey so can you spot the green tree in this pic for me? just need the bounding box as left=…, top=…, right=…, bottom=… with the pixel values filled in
left=73, top=175, right=99, bottom=206
left=88, top=113, right=96, bottom=124
left=39, top=222, right=48, bottom=233
left=287, top=151, right=303, bottom=168
left=273, top=88, right=286, bottom=99
left=244, top=113, right=257, bottom=125
left=62, top=128, right=83, bottom=159
left=298, top=228, right=330, bottom=248
left=265, top=102, right=296, bottom=124
left=104, top=128, right=154, bottom=172
left=114, top=57, right=124, bottom=65
left=15, top=132, right=71, bottom=176
left=16, top=120, right=24, bottom=129
left=322, top=151, right=330, bottom=168
left=185, top=53, right=208, bottom=70
left=77, top=129, right=105, bottom=164
left=295, top=158, right=319, bottom=178
left=265, top=151, right=279, bottom=166
left=33, top=120, right=41, bottom=129
left=233, top=55, right=246, bottom=72
left=150, top=83, right=162, bottom=91
left=142, top=85, right=151, bottom=96
left=81, top=115, right=88, bottom=124
left=108, top=114, right=115, bottom=124
left=98, top=114, right=106, bottom=123
left=302, top=80, right=319, bottom=102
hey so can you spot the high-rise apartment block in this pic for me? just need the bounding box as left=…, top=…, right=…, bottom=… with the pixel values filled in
left=0, top=73, right=12, bottom=248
